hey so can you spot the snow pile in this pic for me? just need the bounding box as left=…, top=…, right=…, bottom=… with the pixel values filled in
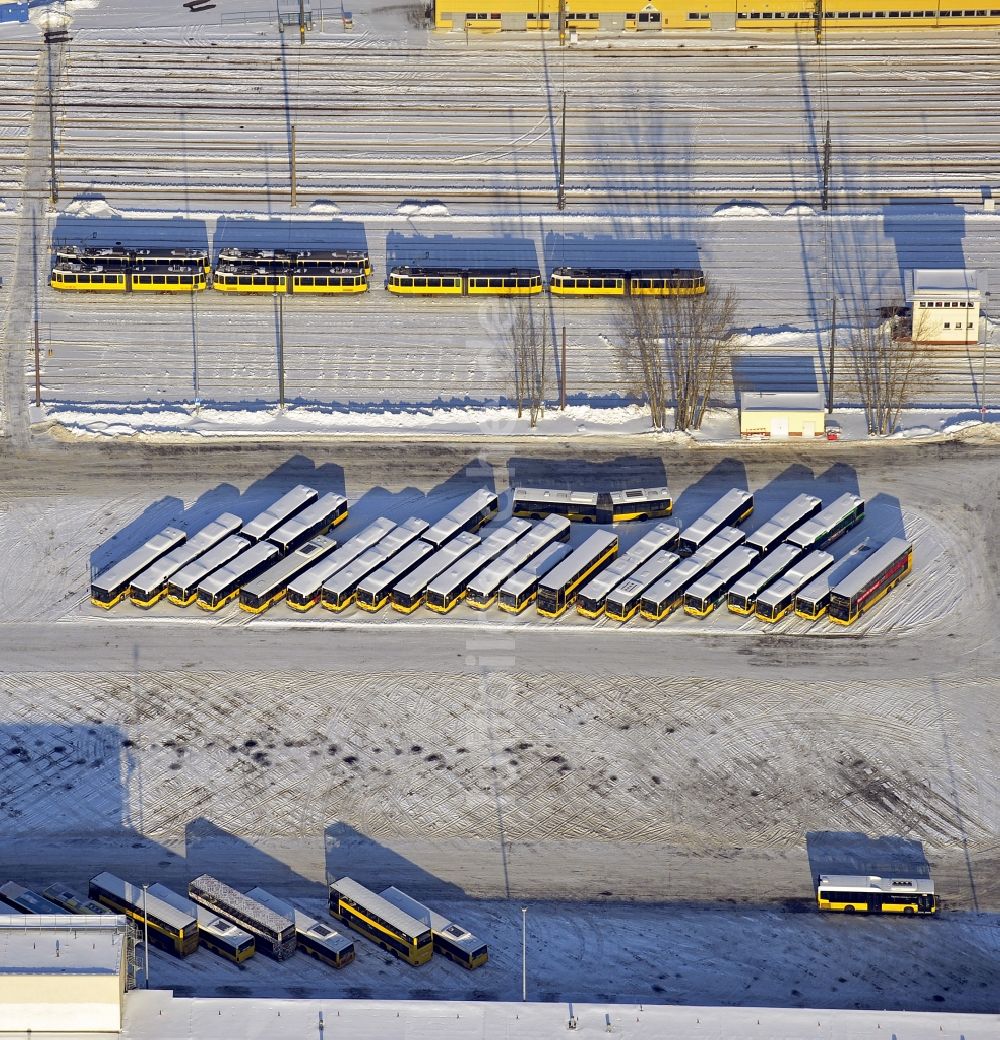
left=712, top=202, right=771, bottom=217
left=784, top=202, right=817, bottom=216
left=396, top=202, right=451, bottom=218
left=308, top=201, right=341, bottom=215
left=64, top=197, right=118, bottom=219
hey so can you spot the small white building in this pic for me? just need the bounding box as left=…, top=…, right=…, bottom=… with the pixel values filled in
left=0, top=913, right=131, bottom=1032
left=907, top=269, right=985, bottom=346
left=739, top=390, right=826, bottom=439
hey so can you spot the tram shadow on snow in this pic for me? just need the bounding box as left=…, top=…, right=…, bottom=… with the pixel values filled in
left=543, top=232, right=701, bottom=271
left=88, top=454, right=346, bottom=582
left=385, top=232, right=540, bottom=273
left=213, top=216, right=368, bottom=262
left=52, top=203, right=210, bottom=254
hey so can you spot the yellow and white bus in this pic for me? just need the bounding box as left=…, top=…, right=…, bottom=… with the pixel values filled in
left=576, top=522, right=679, bottom=618
left=536, top=530, right=618, bottom=618
left=817, top=875, right=935, bottom=915
left=329, top=877, right=433, bottom=966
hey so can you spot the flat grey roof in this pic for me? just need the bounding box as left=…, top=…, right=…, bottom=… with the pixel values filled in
left=92, top=526, right=186, bottom=593
left=241, top=485, right=317, bottom=541
left=267, top=492, right=346, bottom=548
left=910, top=268, right=982, bottom=295
left=0, top=914, right=126, bottom=974
left=740, top=391, right=824, bottom=412
left=197, top=541, right=279, bottom=597
left=130, top=513, right=242, bottom=595
left=538, top=531, right=618, bottom=593
left=167, top=534, right=249, bottom=593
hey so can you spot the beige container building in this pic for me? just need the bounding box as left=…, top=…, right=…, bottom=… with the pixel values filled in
left=0, top=914, right=130, bottom=1032
left=739, top=390, right=825, bottom=438
left=908, top=269, right=984, bottom=346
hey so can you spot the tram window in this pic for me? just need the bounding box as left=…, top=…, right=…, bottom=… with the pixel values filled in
left=64, top=273, right=76, bottom=283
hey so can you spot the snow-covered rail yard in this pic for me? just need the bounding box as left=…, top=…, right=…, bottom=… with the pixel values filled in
left=0, top=0, right=999, bottom=1024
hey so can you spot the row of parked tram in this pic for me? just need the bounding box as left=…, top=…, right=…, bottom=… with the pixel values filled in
left=90, top=482, right=912, bottom=628
left=49, top=243, right=707, bottom=297
left=0, top=873, right=487, bottom=969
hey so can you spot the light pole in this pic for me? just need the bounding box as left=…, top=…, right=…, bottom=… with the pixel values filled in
left=141, top=883, right=150, bottom=989
left=520, top=905, right=528, bottom=1002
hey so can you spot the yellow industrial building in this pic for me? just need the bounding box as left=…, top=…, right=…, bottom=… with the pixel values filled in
left=739, top=390, right=826, bottom=438
left=436, top=0, right=1000, bottom=32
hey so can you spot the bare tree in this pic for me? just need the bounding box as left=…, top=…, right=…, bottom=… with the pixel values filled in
left=615, top=288, right=743, bottom=432
left=502, top=297, right=549, bottom=427
left=845, top=301, right=933, bottom=435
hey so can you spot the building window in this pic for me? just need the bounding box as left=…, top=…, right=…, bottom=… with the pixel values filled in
left=943, top=322, right=951, bottom=329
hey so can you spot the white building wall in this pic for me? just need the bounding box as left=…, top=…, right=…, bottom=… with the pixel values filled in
left=0, top=973, right=122, bottom=1031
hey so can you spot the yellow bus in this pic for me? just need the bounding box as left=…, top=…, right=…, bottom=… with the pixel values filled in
left=329, top=877, right=433, bottom=966
left=817, top=875, right=935, bottom=915
left=536, top=530, right=618, bottom=618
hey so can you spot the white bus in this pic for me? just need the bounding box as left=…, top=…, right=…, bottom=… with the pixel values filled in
left=149, top=883, right=255, bottom=963
left=640, top=527, right=745, bottom=621
left=744, top=494, right=822, bottom=556
left=466, top=515, right=571, bottom=610
left=754, top=549, right=834, bottom=623
left=727, top=542, right=803, bottom=615
left=239, top=535, right=337, bottom=613
left=241, top=485, right=318, bottom=543
left=166, top=534, right=249, bottom=607
left=422, top=489, right=499, bottom=548
left=576, top=522, right=680, bottom=618
left=511, top=487, right=600, bottom=523
left=195, top=541, right=279, bottom=612
left=677, top=489, right=754, bottom=556
left=248, top=886, right=355, bottom=969
left=497, top=542, right=573, bottom=614
left=266, top=492, right=348, bottom=553
left=424, top=518, right=530, bottom=613
left=684, top=546, right=761, bottom=618
left=537, top=530, right=618, bottom=618
left=787, top=492, right=865, bottom=552
left=286, top=516, right=396, bottom=611
left=604, top=550, right=679, bottom=622
left=390, top=532, right=481, bottom=614
left=355, top=540, right=434, bottom=612
left=91, top=526, right=186, bottom=608
left=129, top=513, right=242, bottom=608
left=816, top=874, right=935, bottom=915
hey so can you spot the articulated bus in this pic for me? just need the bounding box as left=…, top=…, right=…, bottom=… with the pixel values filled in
left=754, top=549, right=834, bottom=623
left=42, top=884, right=111, bottom=916
left=286, top=517, right=396, bottom=611
left=677, top=489, right=754, bottom=556
left=248, top=886, right=355, bottom=969
left=424, top=518, right=530, bottom=613
left=548, top=267, right=705, bottom=297
left=328, top=877, right=433, bottom=966
left=129, top=513, right=243, bottom=608
left=466, top=514, right=571, bottom=609
left=166, top=534, right=250, bottom=606
left=497, top=541, right=573, bottom=614
left=422, top=489, right=499, bottom=548
left=604, top=487, right=673, bottom=523
left=727, top=542, right=803, bottom=616
left=640, top=527, right=745, bottom=621
left=380, top=886, right=488, bottom=970
left=604, top=550, right=679, bottom=622
left=536, top=530, right=618, bottom=618
left=684, top=546, right=761, bottom=618
left=387, top=266, right=543, bottom=296
left=356, top=540, right=434, bottom=612
left=91, top=526, right=186, bottom=608
left=89, top=872, right=199, bottom=957
left=391, top=532, right=480, bottom=614
left=266, top=492, right=348, bottom=554
left=794, top=542, right=875, bottom=621
left=787, top=493, right=865, bottom=552
left=0, top=881, right=69, bottom=915
left=744, top=494, right=822, bottom=556
left=828, top=538, right=912, bottom=626
left=817, top=875, right=935, bottom=915
left=239, top=536, right=338, bottom=614
left=188, top=874, right=296, bottom=961
left=196, top=541, right=279, bottom=612
left=577, top=522, right=679, bottom=618
left=150, top=883, right=256, bottom=964
left=241, top=485, right=319, bottom=543
left=511, top=488, right=601, bottom=523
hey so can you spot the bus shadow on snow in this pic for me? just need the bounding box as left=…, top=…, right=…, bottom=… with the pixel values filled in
left=670, top=458, right=749, bottom=525
left=806, top=831, right=931, bottom=882
left=89, top=455, right=346, bottom=583
left=506, top=454, right=667, bottom=495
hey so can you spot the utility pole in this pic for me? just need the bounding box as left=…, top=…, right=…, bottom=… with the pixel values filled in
left=827, top=296, right=836, bottom=414
left=298, top=0, right=307, bottom=42
left=560, top=326, right=567, bottom=409
left=33, top=317, right=41, bottom=407
left=813, top=0, right=822, bottom=44
left=557, top=91, right=567, bottom=211
left=141, top=884, right=150, bottom=989
left=821, top=119, right=831, bottom=212
left=290, top=124, right=297, bottom=207
left=520, top=906, right=528, bottom=1001
left=559, top=0, right=567, bottom=44
left=276, top=292, right=286, bottom=409
left=43, top=30, right=69, bottom=204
